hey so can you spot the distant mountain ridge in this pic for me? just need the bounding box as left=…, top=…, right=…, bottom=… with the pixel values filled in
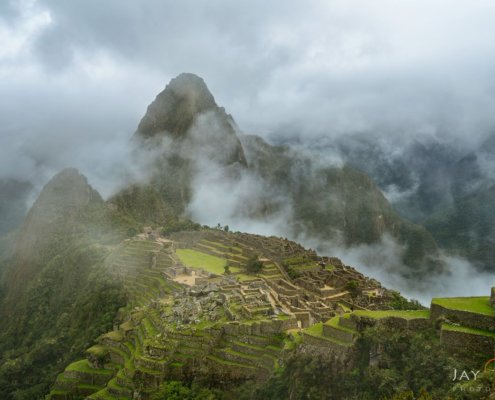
left=332, top=132, right=495, bottom=272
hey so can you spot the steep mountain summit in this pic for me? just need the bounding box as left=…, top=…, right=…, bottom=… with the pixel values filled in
left=28, top=167, right=101, bottom=213
left=2, top=168, right=107, bottom=305
left=131, top=73, right=247, bottom=212
left=0, top=169, right=127, bottom=399
left=136, top=73, right=217, bottom=139
left=136, top=72, right=246, bottom=166
left=14, top=168, right=103, bottom=260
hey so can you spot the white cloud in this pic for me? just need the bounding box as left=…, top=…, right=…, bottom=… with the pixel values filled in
left=1, top=0, right=495, bottom=299
left=0, top=0, right=51, bottom=69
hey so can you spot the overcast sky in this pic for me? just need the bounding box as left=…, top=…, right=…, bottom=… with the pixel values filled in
left=2, top=0, right=495, bottom=192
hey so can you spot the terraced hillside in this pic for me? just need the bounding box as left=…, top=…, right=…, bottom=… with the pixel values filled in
left=47, top=230, right=398, bottom=399
left=46, top=229, right=495, bottom=399
left=431, top=295, right=495, bottom=361
left=312, top=294, right=495, bottom=366
left=106, top=239, right=181, bottom=308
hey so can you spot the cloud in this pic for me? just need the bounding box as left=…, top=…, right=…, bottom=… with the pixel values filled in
left=3, top=1, right=495, bottom=143
left=296, top=233, right=493, bottom=305
left=1, top=0, right=495, bottom=300
left=186, top=164, right=294, bottom=238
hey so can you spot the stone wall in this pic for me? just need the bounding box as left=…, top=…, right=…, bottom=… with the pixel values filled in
left=222, top=318, right=297, bottom=336
left=339, top=316, right=357, bottom=330
left=302, top=334, right=350, bottom=358
left=203, top=357, right=263, bottom=380
left=294, top=311, right=311, bottom=328
left=339, top=299, right=366, bottom=311
left=407, top=317, right=431, bottom=331
left=377, top=316, right=408, bottom=330
left=322, top=325, right=355, bottom=342
left=350, top=314, right=431, bottom=332
left=440, top=328, right=495, bottom=361
left=430, top=303, right=495, bottom=332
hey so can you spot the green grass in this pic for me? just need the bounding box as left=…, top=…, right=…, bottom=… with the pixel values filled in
left=170, top=362, right=183, bottom=368
left=284, top=333, right=303, bottom=350
left=66, top=360, right=113, bottom=375
left=441, top=323, right=495, bottom=338
left=90, top=388, right=128, bottom=400
left=432, top=297, right=495, bottom=316
left=142, top=317, right=158, bottom=336
left=293, top=263, right=317, bottom=270
left=223, top=348, right=260, bottom=361
left=102, top=330, right=124, bottom=342
left=86, top=345, right=109, bottom=357
left=353, top=310, right=430, bottom=320
left=304, top=323, right=324, bottom=337
left=135, top=363, right=163, bottom=375
left=324, top=316, right=357, bottom=333
left=303, top=323, right=352, bottom=346
left=339, top=304, right=352, bottom=313
left=176, top=248, right=240, bottom=274
left=231, top=340, right=265, bottom=351
left=283, top=256, right=305, bottom=265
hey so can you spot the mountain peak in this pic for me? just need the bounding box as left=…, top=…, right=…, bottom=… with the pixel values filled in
left=14, top=168, right=103, bottom=258
left=167, top=73, right=215, bottom=103
left=136, top=72, right=218, bottom=139
left=40, top=168, right=102, bottom=207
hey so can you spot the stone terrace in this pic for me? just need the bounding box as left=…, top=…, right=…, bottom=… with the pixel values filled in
left=47, top=230, right=398, bottom=400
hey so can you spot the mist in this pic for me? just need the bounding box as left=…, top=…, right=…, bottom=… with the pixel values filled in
left=2, top=1, right=495, bottom=301
left=305, top=234, right=494, bottom=305
left=181, top=125, right=493, bottom=304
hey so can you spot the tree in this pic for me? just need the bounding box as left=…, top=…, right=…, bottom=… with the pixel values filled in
left=150, top=381, right=219, bottom=400
left=224, top=263, right=231, bottom=275
left=345, top=280, right=361, bottom=297
left=246, top=255, right=263, bottom=274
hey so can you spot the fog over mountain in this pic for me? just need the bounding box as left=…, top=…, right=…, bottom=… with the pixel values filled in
left=2, top=1, right=495, bottom=302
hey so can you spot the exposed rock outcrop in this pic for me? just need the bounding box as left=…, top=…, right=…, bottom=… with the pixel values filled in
left=135, top=72, right=246, bottom=167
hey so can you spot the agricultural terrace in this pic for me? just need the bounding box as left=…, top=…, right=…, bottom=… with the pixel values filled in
left=432, top=297, right=495, bottom=316
left=352, top=310, right=430, bottom=320
left=176, top=249, right=240, bottom=275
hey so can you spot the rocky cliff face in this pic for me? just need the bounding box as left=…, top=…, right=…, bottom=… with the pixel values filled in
left=131, top=73, right=247, bottom=212
left=137, top=73, right=216, bottom=138
left=135, top=72, right=246, bottom=167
